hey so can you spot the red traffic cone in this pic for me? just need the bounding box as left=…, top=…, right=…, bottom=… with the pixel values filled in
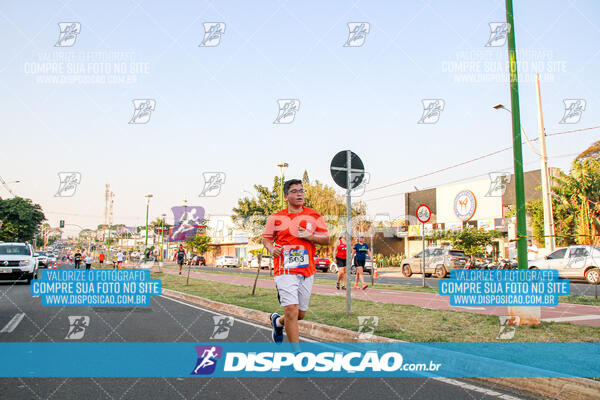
left=374, top=266, right=379, bottom=279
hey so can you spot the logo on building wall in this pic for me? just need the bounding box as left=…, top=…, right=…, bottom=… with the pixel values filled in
left=454, top=190, right=477, bottom=221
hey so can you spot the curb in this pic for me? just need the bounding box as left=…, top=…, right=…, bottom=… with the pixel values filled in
left=161, top=288, right=600, bottom=400
left=162, top=288, right=394, bottom=342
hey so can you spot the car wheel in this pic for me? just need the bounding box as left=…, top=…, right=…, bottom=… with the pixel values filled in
left=585, top=267, right=600, bottom=284
left=435, top=265, right=447, bottom=278
left=402, top=264, right=412, bottom=278
left=529, top=266, right=538, bottom=270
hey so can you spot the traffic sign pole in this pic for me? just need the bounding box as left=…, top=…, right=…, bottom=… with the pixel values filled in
left=345, top=150, right=352, bottom=316
left=416, top=204, right=431, bottom=289
left=422, top=223, right=426, bottom=288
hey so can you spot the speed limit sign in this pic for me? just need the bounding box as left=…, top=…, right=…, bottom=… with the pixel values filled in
left=416, top=204, right=431, bottom=224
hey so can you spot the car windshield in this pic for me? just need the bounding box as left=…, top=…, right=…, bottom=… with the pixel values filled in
left=449, top=250, right=466, bottom=257
left=0, top=245, right=31, bottom=256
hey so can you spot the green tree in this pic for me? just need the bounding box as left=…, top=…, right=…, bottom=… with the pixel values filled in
left=0, top=197, right=45, bottom=242
left=186, top=234, right=211, bottom=255
left=430, top=228, right=500, bottom=258
left=552, top=158, right=600, bottom=246
left=575, top=140, right=600, bottom=162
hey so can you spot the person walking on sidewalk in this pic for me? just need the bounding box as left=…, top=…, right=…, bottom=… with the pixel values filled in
left=263, top=179, right=330, bottom=346
left=352, top=235, right=372, bottom=290
left=176, top=244, right=186, bottom=275
left=333, top=235, right=348, bottom=290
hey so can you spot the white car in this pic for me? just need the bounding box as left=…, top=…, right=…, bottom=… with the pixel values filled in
left=249, top=255, right=273, bottom=269
left=216, top=255, right=239, bottom=267
left=0, top=243, right=38, bottom=283
left=529, top=245, right=600, bottom=284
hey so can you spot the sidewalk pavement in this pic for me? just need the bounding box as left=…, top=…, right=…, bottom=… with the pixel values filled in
left=153, top=265, right=600, bottom=328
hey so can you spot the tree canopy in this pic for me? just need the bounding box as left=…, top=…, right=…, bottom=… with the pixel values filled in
left=0, top=197, right=45, bottom=242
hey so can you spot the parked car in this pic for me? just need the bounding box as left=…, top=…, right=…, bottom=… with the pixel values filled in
left=186, top=255, right=206, bottom=266
left=350, top=255, right=377, bottom=275
left=46, top=254, right=57, bottom=265
left=216, top=255, right=239, bottom=267
left=249, top=255, right=273, bottom=269
left=0, top=242, right=38, bottom=283
left=314, top=256, right=333, bottom=273
left=402, top=248, right=469, bottom=278
left=529, top=245, right=600, bottom=284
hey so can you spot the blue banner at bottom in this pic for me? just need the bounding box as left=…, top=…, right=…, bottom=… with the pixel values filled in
left=0, top=342, right=598, bottom=378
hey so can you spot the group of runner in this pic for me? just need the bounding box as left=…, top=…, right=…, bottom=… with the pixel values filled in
left=71, top=250, right=124, bottom=269
left=264, top=178, right=373, bottom=346
left=333, top=234, right=373, bottom=291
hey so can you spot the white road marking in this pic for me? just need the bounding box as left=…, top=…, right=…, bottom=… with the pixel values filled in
left=542, top=314, right=600, bottom=322
left=0, top=313, right=25, bottom=333
left=162, top=295, right=527, bottom=398
left=159, top=295, right=316, bottom=342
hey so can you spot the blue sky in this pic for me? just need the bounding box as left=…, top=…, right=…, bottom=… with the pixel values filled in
left=0, top=0, right=598, bottom=236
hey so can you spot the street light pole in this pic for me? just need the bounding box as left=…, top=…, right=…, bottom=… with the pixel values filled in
left=277, top=162, right=288, bottom=210
left=144, top=194, right=153, bottom=261
left=535, top=73, right=555, bottom=252
left=160, top=213, right=166, bottom=264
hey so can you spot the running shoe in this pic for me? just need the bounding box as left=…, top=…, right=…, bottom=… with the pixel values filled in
left=362, top=284, right=368, bottom=290
left=336, top=282, right=340, bottom=290
left=341, top=286, right=346, bottom=290
left=353, top=285, right=359, bottom=289
left=270, top=313, right=284, bottom=344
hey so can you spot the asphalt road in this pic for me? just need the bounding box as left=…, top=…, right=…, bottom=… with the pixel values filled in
left=196, top=265, right=599, bottom=296
left=0, top=264, right=537, bottom=400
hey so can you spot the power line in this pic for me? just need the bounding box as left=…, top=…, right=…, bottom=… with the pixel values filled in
left=364, top=125, right=599, bottom=194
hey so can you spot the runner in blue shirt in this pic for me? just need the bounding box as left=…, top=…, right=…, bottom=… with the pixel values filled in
left=352, top=235, right=372, bottom=290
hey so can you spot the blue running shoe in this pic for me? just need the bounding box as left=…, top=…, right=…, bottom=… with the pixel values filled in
left=270, top=313, right=284, bottom=344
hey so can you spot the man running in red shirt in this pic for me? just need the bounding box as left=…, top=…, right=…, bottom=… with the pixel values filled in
left=263, top=179, right=330, bottom=344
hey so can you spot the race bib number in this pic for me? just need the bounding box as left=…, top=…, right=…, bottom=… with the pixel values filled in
left=283, top=247, right=309, bottom=269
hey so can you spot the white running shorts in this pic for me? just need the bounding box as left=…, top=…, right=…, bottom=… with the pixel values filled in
left=274, top=274, right=314, bottom=311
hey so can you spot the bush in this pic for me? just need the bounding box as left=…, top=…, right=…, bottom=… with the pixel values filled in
left=375, top=253, right=405, bottom=268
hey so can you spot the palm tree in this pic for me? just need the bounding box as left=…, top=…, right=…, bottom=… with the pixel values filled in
left=553, top=158, right=600, bottom=246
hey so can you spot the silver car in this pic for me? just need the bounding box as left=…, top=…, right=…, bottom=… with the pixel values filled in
left=529, top=245, right=600, bottom=284
left=402, top=248, right=469, bottom=278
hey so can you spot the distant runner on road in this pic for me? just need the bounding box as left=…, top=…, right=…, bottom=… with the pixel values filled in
left=263, top=179, right=330, bottom=346
left=176, top=244, right=186, bottom=275
left=352, top=235, right=372, bottom=290
left=73, top=250, right=82, bottom=269
left=116, top=251, right=124, bottom=269
left=333, top=234, right=348, bottom=290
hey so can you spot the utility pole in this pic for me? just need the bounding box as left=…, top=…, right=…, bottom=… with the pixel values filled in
left=535, top=73, right=555, bottom=252
left=505, top=0, right=528, bottom=270
left=144, top=194, right=153, bottom=261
